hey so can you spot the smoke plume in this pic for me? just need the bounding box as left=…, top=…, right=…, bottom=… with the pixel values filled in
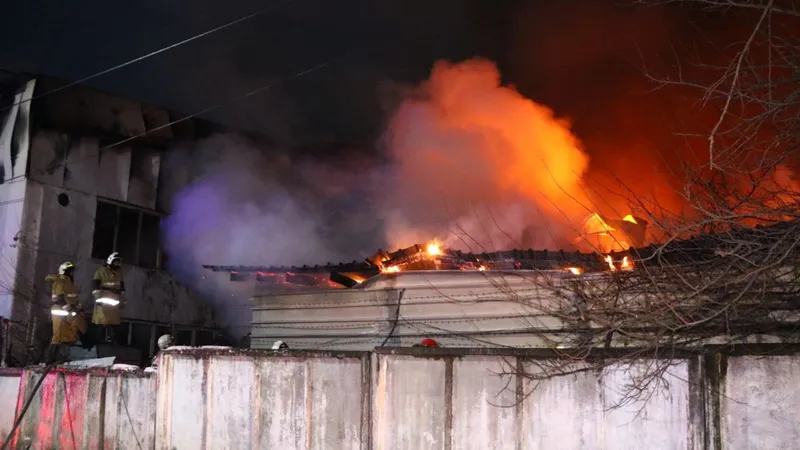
left=380, top=58, right=592, bottom=252
left=160, top=134, right=383, bottom=333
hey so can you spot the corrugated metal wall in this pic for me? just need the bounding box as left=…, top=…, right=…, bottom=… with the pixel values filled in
left=2, top=348, right=800, bottom=449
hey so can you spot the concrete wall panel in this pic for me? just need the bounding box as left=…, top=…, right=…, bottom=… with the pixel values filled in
left=63, top=138, right=99, bottom=193
left=5, top=349, right=800, bottom=449
left=27, top=130, right=67, bottom=186
left=255, top=357, right=309, bottom=448
left=127, top=148, right=160, bottom=210
left=97, top=147, right=132, bottom=202
left=104, top=374, right=157, bottom=450
left=8, top=369, right=153, bottom=449
left=158, top=355, right=205, bottom=449
left=452, top=357, right=518, bottom=450
left=374, top=355, right=447, bottom=450
left=0, top=371, right=22, bottom=442
left=521, top=363, right=601, bottom=449
left=601, top=362, right=690, bottom=450
left=722, top=355, right=800, bottom=450
left=207, top=356, right=255, bottom=449
left=308, top=358, right=364, bottom=449
left=0, top=179, right=26, bottom=318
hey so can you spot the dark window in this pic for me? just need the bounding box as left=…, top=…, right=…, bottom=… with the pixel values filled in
left=92, top=202, right=118, bottom=259
left=160, top=251, right=170, bottom=270
left=91, top=199, right=163, bottom=268
left=139, top=213, right=161, bottom=268
left=195, top=331, right=215, bottom=346
left=130, top=323, right=154, bottom=364
left=176, top=330, right=192, bottom=346
left=117, top=207, right=139, bottom=262
left=114, top=322, right=131, bottom=346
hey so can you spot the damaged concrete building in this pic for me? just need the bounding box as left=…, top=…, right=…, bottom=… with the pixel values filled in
left=0, top=73, right=234, bottom=365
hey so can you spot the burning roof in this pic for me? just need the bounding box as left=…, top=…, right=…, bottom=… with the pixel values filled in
left=202, top=210, right=654, bottom=288
left=203, top=219, right=800, bottom=290
left=203, top=243, right=633, bottom=288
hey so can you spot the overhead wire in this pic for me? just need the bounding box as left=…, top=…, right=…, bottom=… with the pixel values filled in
left=0, top=0, right=293, bottom=114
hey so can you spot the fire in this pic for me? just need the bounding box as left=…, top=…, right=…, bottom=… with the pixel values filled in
left=580, top=212, right=648, bottom=253
left=382, top=265, right=401, bottom=273
left=478, top=265, right=487, bottom=271
left=382, top=58, right=592, bottom=252
left=566, top=267, right=582, bottom=275
left=426, top=242, right=442, bottom=256
left=603, top=255, right=634, bottom=271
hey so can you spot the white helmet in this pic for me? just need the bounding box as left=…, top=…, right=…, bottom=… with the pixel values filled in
left=271, top=340, right=289, bottom=350
left=58, top=261, right=75, bottom=275
left=107, top=252, right=122, bottom=266
left=157, top=334, right=174, bottom=350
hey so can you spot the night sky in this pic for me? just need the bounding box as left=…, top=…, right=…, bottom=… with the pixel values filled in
left=0, top=1, right=728, bottom=151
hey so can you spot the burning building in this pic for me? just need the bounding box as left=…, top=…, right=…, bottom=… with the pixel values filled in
left=204, top=223, right=643, bottom=350
left=204, top=215, right=800, bottom=352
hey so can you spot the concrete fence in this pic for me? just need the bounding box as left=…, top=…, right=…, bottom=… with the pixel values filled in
left=2, top=346, right=800, bottom=449
left=2, top=367, right=156, bottom=449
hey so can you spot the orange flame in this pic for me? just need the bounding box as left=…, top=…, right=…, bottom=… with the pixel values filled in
left=603, top=255, right=634, bottom=271
left=426, top=242, right=442, bottom=256
left=382, top=265, right=401, bottom=274
left=566, top=267, right=583, bottom=275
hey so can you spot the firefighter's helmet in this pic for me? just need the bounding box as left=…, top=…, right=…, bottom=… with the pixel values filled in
left=107, top=252, right=122, bottom=266
left=58, top=261, right=75, bottom=275
left=157, top=334, right=174, bottom=350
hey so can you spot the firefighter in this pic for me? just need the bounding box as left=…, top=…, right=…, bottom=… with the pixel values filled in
left=44, top=262, right=87, bottom=364
left=92, top=252, right=125, bottom=343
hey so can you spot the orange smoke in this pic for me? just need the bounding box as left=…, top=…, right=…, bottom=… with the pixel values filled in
left=383, top=58, right=592, bottom=251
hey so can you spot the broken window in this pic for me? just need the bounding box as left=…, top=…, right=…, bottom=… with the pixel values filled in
left=91, top=199, right=164, bottom=268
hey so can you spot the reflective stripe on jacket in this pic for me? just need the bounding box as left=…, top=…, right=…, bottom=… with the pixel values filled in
left=46, top=274, right=86, bottom=344
left=92, top=266, right=124, bottom=325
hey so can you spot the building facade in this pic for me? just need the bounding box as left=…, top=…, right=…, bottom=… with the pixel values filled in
left=0, top=74, right=224, bottom=364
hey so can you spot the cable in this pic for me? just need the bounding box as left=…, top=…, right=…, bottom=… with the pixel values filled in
left=0, top=365, right=55, bottom=450
left=0, top=60, right=332, bottom=187
left=60, top=373, right=78, bottom=450
left=120, top=383, right=144, bottom=450
left=0, top=0, right=293, bottom=114
left=380, top=289, right=405, bottom=347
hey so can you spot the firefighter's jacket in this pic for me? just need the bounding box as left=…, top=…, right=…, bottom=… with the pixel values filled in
left=46, top=274, right=87, bottom=344
left=92, top=266, right=124, bottom=325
